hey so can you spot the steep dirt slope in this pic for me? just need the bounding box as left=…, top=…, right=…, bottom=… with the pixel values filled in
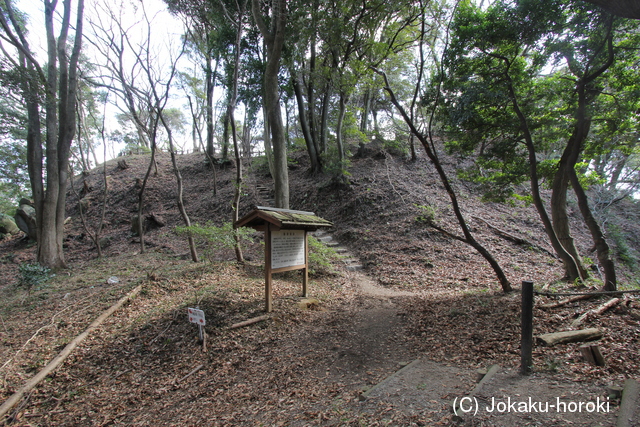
left=56, top=145, right=638, bottom=292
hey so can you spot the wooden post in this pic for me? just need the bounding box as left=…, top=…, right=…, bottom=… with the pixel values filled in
left=521, top=280, right=534, bottom=375
left=302, top=231, right=308, bottom=297
left=264, top=223, right=273, bottom=312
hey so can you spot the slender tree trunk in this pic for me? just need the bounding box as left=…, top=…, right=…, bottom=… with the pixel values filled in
left=242, top=112, right=252, bottom=159
left=308, top=17, right=321, bottom=159
left=568, top=168, right=617, bottom=290
left=360, top=89, right=370, bottom=134
left=206, top=51, right=216, bottom=157
left=228, top=0, right=247, bottom=263
left=291, top=69, right=320, bottom=173
left=551, top=135, right=589, bottom=280
left=262, top=106, right=275, bottom=177
left=231, top=114, right=244, bottom=263
left=137, top=133, right=157, bottom=254
left=409, top=3, right=427, bottom=163
left=23, top=66, right=45, bottom=245
left=378, top=70, right=512, bottom=292
left=336, top=92, right=347, bottom=164
left=319, top=84, right=330, bottom=155
left=284, top=98, right=291, bottom=148
left=166, top=131, right=199, bottom=262
left=69, top=105, right=110, bottom=258
left=502, top=73, right=584, bottom=281
left=222, top=109, right=230, bottom=160
left=190, top=95, right=218, bottom=195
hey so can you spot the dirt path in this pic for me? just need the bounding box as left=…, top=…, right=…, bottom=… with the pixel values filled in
left=333, top=271, right=473, bottom=423
left=346, top=271, right=623, bottom=427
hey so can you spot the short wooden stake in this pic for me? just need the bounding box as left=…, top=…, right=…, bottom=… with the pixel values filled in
left=521, top=280, right=534, bottom=375
left=580, top=344, right=605, bottom=366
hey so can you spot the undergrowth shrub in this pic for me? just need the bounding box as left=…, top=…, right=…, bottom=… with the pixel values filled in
left=608, top=223, right=638, bottom=270
left=176, top=222, right=254, bottom=262
left=17, top=263, right=51, bottom=294
left=307, top=235, right=342, bottom=275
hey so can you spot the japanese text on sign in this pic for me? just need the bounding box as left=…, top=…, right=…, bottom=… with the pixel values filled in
left=271, top=230, right=305, bottom=269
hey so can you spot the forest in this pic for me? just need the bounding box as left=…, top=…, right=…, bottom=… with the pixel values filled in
left=0, top=0, right=640, bottom=425
left=0, top=0, right=639, bottom=289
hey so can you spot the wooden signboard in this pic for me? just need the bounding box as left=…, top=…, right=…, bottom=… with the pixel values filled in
left=235, top=207, right=332, bottom=312
left=264, top=225, right=309, bottom=312
left=271, top=230, right=306, bottom=269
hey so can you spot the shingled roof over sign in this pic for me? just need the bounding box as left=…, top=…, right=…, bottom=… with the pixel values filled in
left=235, top=206, right=333, bottom=231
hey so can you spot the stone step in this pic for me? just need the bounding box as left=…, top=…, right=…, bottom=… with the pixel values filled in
left=313, top=231, right=364, bottom=272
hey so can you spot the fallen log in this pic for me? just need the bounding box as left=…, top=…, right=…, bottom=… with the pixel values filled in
left=536, top=328, right=602, bottom=347
left=539, top=293, right=596, bottom=309
left=571, top=298, right=621, bottom=328
left=230, top=314, right=270, bottom=330
left=617, top=379, right=639, bottom=427
left=0, top=285, right=143, bottom=420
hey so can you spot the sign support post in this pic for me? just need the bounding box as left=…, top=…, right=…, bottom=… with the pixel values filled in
left=265, top=223, right=273, bottom=312
left=302, top=230, right=308, bottom=298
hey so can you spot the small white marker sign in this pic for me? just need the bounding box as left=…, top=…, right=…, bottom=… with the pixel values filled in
left=187, top=308, right=206, bottom=325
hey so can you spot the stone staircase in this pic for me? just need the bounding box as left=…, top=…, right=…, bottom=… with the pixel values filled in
left=256, top=184, right=275, bottom=207
left=313, top=229, right=363, bottom=272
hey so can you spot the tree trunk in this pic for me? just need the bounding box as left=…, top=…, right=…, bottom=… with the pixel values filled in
left=568, top=168, right=617, bottom=290
left=360, top=89, right=370, bottom=133
left=378, top=70, right=512, bottom=292
left=551, top=126, right=589, bottom=281
left=137, top=132, right=157, bottom=254
left=205, top=51, right=216, bottom=157
left=307, top=16, right=322, bottom=160
left=222, top=109, right=230, bottom=160
left=319, top=83, right=331, bottom=155
left=262, top=106, right=275, bottom=177
left=291, top=69, right=321, bottom=173
left=228, top=1, right=246, bottom=264
left=252, top=0, right=289, bottom=209
left=336, top=92, right=348, bottom=165
left=551, top=169, right=588, bottom=280
left=164, top=122, right=199, bottom=262
left=3, top=0, right=86, bottom=270
left=502, top=73, right=584, bottom=282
